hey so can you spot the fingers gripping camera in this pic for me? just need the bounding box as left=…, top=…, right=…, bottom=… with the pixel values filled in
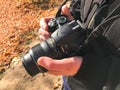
left=21, top=19, right=87, bottom=76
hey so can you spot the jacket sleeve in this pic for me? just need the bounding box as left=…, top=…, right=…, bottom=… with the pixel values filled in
left=73, top=18, right=120, bottom=90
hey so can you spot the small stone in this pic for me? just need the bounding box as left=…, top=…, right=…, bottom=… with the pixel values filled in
left=11, top=56, right=21, bottom=67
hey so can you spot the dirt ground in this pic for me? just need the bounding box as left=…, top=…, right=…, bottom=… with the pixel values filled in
left=0, top=0, right=63, bottom=90
left=0, top=59, right=63, bottom=90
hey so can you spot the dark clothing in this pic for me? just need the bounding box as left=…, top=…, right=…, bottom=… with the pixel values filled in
left=63, top=0, right=120, bottom=90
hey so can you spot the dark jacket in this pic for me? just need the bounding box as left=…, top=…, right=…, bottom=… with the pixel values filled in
left=63, top=0, right=120, bottom=90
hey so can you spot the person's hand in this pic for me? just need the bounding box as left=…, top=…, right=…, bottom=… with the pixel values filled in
left=38, top=5, right=83, bottom=76
left=39, top=5, right=73, bottom=41
left=37, top=56, right=83, bottom=76
left=39, top=17, right=52, bottom=41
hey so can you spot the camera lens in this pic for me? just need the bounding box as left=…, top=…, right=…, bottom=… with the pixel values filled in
left=22, top=53, right=40, bottom=76
left=21, top=42, right=49, bottom=76
left=21, top=38, right=64, bottom=76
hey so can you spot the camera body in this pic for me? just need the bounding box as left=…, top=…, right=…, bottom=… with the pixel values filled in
left=21, top=16, right=87, bottom=76
left=48, top=15, right=68, bottom=32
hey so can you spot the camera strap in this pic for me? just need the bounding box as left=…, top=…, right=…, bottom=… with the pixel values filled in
left=83, top=3, right=120, bottom=47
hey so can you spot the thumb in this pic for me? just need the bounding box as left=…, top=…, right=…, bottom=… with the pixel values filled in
left=37, top=57, right=58, bottom=71
left=37, top=56, right=66, bottom=71
left=61, top=5, right=73, bottom=20
left=37, top=56, right=82, bottom=72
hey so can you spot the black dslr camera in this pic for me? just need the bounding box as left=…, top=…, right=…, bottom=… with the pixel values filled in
left=21, top=1, right=88, bottom=76
left=21, top=16, right=87, bottom=76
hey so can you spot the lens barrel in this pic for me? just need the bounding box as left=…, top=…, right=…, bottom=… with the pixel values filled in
left=21, top=53, right=40, bottom=76
left=21, top=38, right=64, bottom=76
left=21, top=42, right=49, bottom=76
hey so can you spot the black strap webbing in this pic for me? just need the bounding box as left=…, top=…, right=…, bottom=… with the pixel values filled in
left=84, top=3, right=120, bottom=45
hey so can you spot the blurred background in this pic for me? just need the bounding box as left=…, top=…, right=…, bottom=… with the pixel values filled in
left=0, top=0, right=64, bottom=90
